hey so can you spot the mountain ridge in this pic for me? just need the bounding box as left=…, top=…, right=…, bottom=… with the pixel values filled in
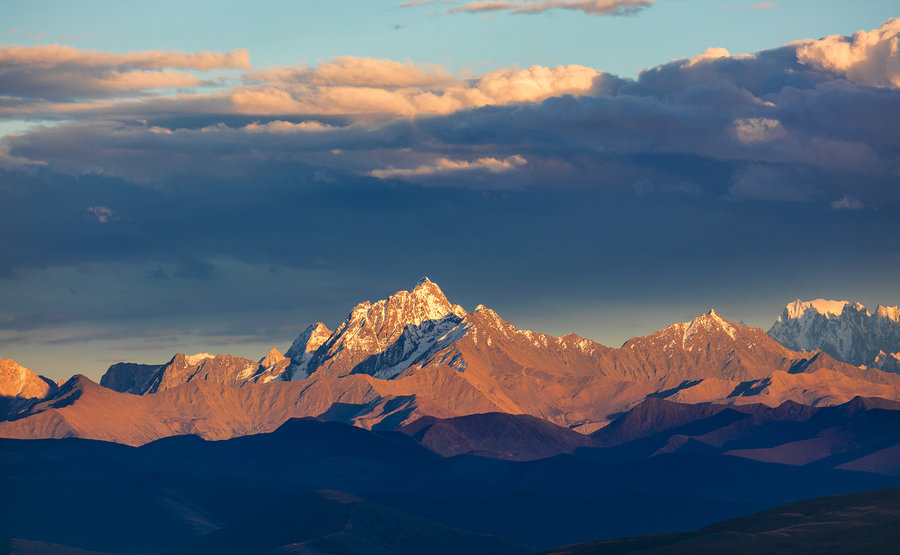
left=5, top=281, right=900, bottom=442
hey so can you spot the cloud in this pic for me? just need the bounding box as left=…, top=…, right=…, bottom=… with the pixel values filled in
left=0, top=142, right=47, bottom=170
left=58, top=34, right=96, bottom=43
left=86, top=206, right=115, bottom=223
left=0, top=20, right=897, bottom=207
left=370, top=154, right=527, bottom=178
left=241, top=120, right=334, bottom=133
left=0, top=44, right=250, bottom=70
left=235, top=60, right=600, bottom=117
left=750, top=2, right=776, bottom=9
left=732, top=117, right=785, bottom=143
left=399, top=0, right=446, bottom=6
left=830, top=195, right=865, bottom=211
left=728, top=165, right=816, bottom=202
left=796, top=18, right=900, bottom=88
left=0, top=47, right=600, bottom=119
left=448, top=0, right=654, bottom=16
left=251, top=57, right=455, bottom=88
left=0, top=45, right=247, bottom=103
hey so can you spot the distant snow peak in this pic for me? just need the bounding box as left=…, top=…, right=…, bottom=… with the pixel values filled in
left=769, top=298, right=900, bottom=373
left=345, top=278, right=466, bottom=331
left=782, top=299, right=852, bottom=320
left=288, top=323, right=332, bottom=357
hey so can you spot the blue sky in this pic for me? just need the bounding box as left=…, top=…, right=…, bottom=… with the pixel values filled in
left=3, top=0, right=897, bottom=77
left=1, top=1, right=898, bottom=380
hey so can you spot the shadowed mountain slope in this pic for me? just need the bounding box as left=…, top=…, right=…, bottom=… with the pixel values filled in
left=540, top=487, right=900, bottom=554
left=2, top=412, right=899, bottom=553
left=399, top=412, right=593, bottom=460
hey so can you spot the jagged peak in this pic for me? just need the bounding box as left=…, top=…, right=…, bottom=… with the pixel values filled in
left=779, top=299, right=870, bottom=320
left=344, top=279, right=466, bottom=329
left=876, top=304, right=900, bottom=322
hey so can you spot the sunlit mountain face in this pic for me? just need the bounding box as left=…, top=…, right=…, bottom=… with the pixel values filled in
left=2, top=3, right=899, bottom=553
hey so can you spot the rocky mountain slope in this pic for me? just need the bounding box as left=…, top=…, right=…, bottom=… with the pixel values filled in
left=769, top=299, right=900, bottom=373
left=0, top=357, right=57, bottom=399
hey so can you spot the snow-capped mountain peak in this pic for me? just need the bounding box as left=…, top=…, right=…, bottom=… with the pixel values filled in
left=782, top=299, right=855, bottom=320
left=769, top=299, right=900, bottom=373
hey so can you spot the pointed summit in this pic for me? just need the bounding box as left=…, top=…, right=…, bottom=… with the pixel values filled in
left=286, top=323, right=332, bottom=361
left=259, top=347, right=287, bottom=368
left=685, top=308, right=737, bottom=339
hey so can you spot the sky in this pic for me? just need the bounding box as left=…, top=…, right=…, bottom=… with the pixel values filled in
left=1, top=1, right=898, bottom=381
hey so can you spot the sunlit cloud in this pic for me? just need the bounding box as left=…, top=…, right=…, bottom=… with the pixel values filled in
left=241, top=120, right=334, bottom=133
left=0, top=45, right=247, bottom=103
left=0, top=44, right=250, bottom=70
left=234, top=60, right=600, bottom=117
left=447, top=0, right=654, bottom=16
left=370, top=155, right=527, bottom=178
left=796, top=18, right=900, bottom=88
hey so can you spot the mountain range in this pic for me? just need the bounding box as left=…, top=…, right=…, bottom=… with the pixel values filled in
left=3, top=279, right=899, bottom=444
left=3, top=279, right=900, bottom=553
left=769, top=298, right=900, bottom=373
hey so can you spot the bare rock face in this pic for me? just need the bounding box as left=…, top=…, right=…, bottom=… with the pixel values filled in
left=0, top=357, right=57, bottom=399
left=100, top=349, right=297, bottom=394
left=100, top=362, right=164, bottom=395
left=769, top=299, right=900, bottom=373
